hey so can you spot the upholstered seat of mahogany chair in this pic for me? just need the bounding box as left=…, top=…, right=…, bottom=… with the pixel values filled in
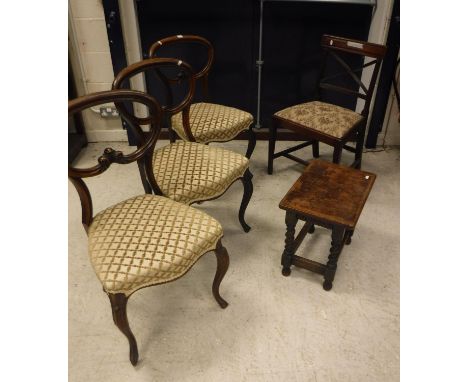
left=171, top=102, right=254, bottom=144
left=89, top=194, right=223, bottom=296
left=152, top=141, right=249, bottom=204
left=148, top=35, right=256, bottom=158
left=274, top=101, right=364, bottom=139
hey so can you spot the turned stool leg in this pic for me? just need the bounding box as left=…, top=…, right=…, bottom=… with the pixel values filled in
left=323, top=226, right=345, bottom=291
left=281, top=212, right=298, bottom=276
left=345, top=229, right=354, bottom=245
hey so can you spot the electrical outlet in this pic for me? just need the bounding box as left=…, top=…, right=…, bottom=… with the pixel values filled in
left=99, top=106, right=120, bottom=118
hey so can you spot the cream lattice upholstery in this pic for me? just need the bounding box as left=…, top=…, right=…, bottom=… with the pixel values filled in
left=171, top=102, right=253, bottom=143
left=152, top=141, right=249, bottom=204
left=88, top=194, right=223, bottom=296
left=274, top=101, right=363, bottom=139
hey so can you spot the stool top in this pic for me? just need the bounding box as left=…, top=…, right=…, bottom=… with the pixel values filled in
left=279, top=160, right=376, bottom=228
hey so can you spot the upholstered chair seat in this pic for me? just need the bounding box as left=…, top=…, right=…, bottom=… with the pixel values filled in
left=88, top=194, right=223, bottom=296
left=171, top=102, right=254, bottom=143
left=152, top=141, right=249, bottom=205
left=274, top=101, right=363, bottom=139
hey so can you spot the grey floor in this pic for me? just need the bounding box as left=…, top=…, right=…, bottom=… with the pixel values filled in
left=69, top=140, right=400, bottom=382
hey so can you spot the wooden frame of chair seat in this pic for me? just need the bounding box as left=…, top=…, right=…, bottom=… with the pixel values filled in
left=148, top=34, right=257, bottom=159
left=268, top=34, right=387, bottom=173
left=69, top=89, right=230, bottom=365
left=113, top=57, right=254, bottom=232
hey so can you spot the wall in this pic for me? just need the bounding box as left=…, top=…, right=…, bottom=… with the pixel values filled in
left=359, top=0, right=400, bottom=146
left=69, top=0, right=127, bottom=141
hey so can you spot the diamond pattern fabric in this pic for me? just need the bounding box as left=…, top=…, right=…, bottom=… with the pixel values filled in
left=171, top=102, right=253, bottom=143
left=274, top=101, right=363, bottom=139
left=88, top=194, right=223, bottom=296
left=152, top=141, right=249, bottom=205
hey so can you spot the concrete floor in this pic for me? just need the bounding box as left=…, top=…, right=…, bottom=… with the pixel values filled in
left=69, top=140, right=399, bottom=382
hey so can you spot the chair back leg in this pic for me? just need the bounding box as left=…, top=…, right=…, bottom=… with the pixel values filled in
left=137, top=159, right=153, bottom=194
left=312, top=140, right=320, bottom=158
left=268, top=122, right=277, bottom=174
left=354, top=126, right=366, bottom=169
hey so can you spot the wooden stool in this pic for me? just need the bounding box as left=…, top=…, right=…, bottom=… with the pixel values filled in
left=279, top=160, right=376, bottom=291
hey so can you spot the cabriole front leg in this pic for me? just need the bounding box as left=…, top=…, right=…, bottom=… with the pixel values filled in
left=108, top=293, right=139, bottom=366
left=239, top=169, right=253, bottom=232
left=212, top=240, right=230, bottom=309
left=245, top=126, right=257, bottom=159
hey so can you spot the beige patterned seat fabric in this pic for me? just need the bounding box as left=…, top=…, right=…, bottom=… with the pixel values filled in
left=152, top=141, right=249, bottom=205
left=274, top=101, right=363, bottom=139
left=171, top=102, right=253, bottom=143
left=88, top=194, right=223, bottom=296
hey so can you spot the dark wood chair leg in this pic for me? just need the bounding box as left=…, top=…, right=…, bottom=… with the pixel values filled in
left=137, top=159, right=152, bottom=194
left=312, top=140, right=320, bottom=158
left=245, top=126, right=257, bottom=159
left=308, top=223, right=315, bottom=234
left=323, top=226, right=345, bottom=291
left=212, top=240, right=230, bottom=309
left=268, top=121, right=277, bottom=174
left=108, top=293, right=139, bottom=366
left=238, top=168, right=253, bottom=232
left=168, top=129, right=177, bottom=143
left=332, top=144, right=343, bottom=164
left=281, top=211, right=299, bottom=276
left=166, top=115, right=177, bottom=143
left=354, top=126, right=366, bottom=170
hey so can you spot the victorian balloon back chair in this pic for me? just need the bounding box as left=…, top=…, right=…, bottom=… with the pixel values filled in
left=268, top=34, right=387, bottom=173
left=113, top=57, right=254, bottom=232
left=148, top=34, right=257, bottom=158
left=69, top=89, right=230, bottom=365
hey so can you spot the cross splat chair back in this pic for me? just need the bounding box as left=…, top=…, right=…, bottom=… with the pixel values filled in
left=148, top=34, right=257, bottom=158
left=113, top=58, right=254, bottom=233
left=69, top=89, right=230, bottom=365
left=268, top=35, right=386, bottom=173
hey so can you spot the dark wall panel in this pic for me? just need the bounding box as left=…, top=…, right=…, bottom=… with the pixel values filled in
left=136, top=0, right=372, bottom=128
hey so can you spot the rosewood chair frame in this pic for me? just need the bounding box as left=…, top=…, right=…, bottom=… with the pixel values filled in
left=69, top=89, right=230, bottom=365
left=268, top=34, right=386, bottom=173
left=113, top=58, right=254, bottom=232
left=148, top=34, right=257, bottom=159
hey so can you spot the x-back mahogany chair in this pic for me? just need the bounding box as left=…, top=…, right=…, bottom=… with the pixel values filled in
left=148, top=34, right=257, bottom=158
left=69, top=89, right=230, bottom=365
left=268, top=35, right=386, bottom=173
left=113, top=57, right=254, bottom=232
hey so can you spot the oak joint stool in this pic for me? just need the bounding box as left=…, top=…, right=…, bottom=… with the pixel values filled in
left=279, top=160, right=376, bottom=291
